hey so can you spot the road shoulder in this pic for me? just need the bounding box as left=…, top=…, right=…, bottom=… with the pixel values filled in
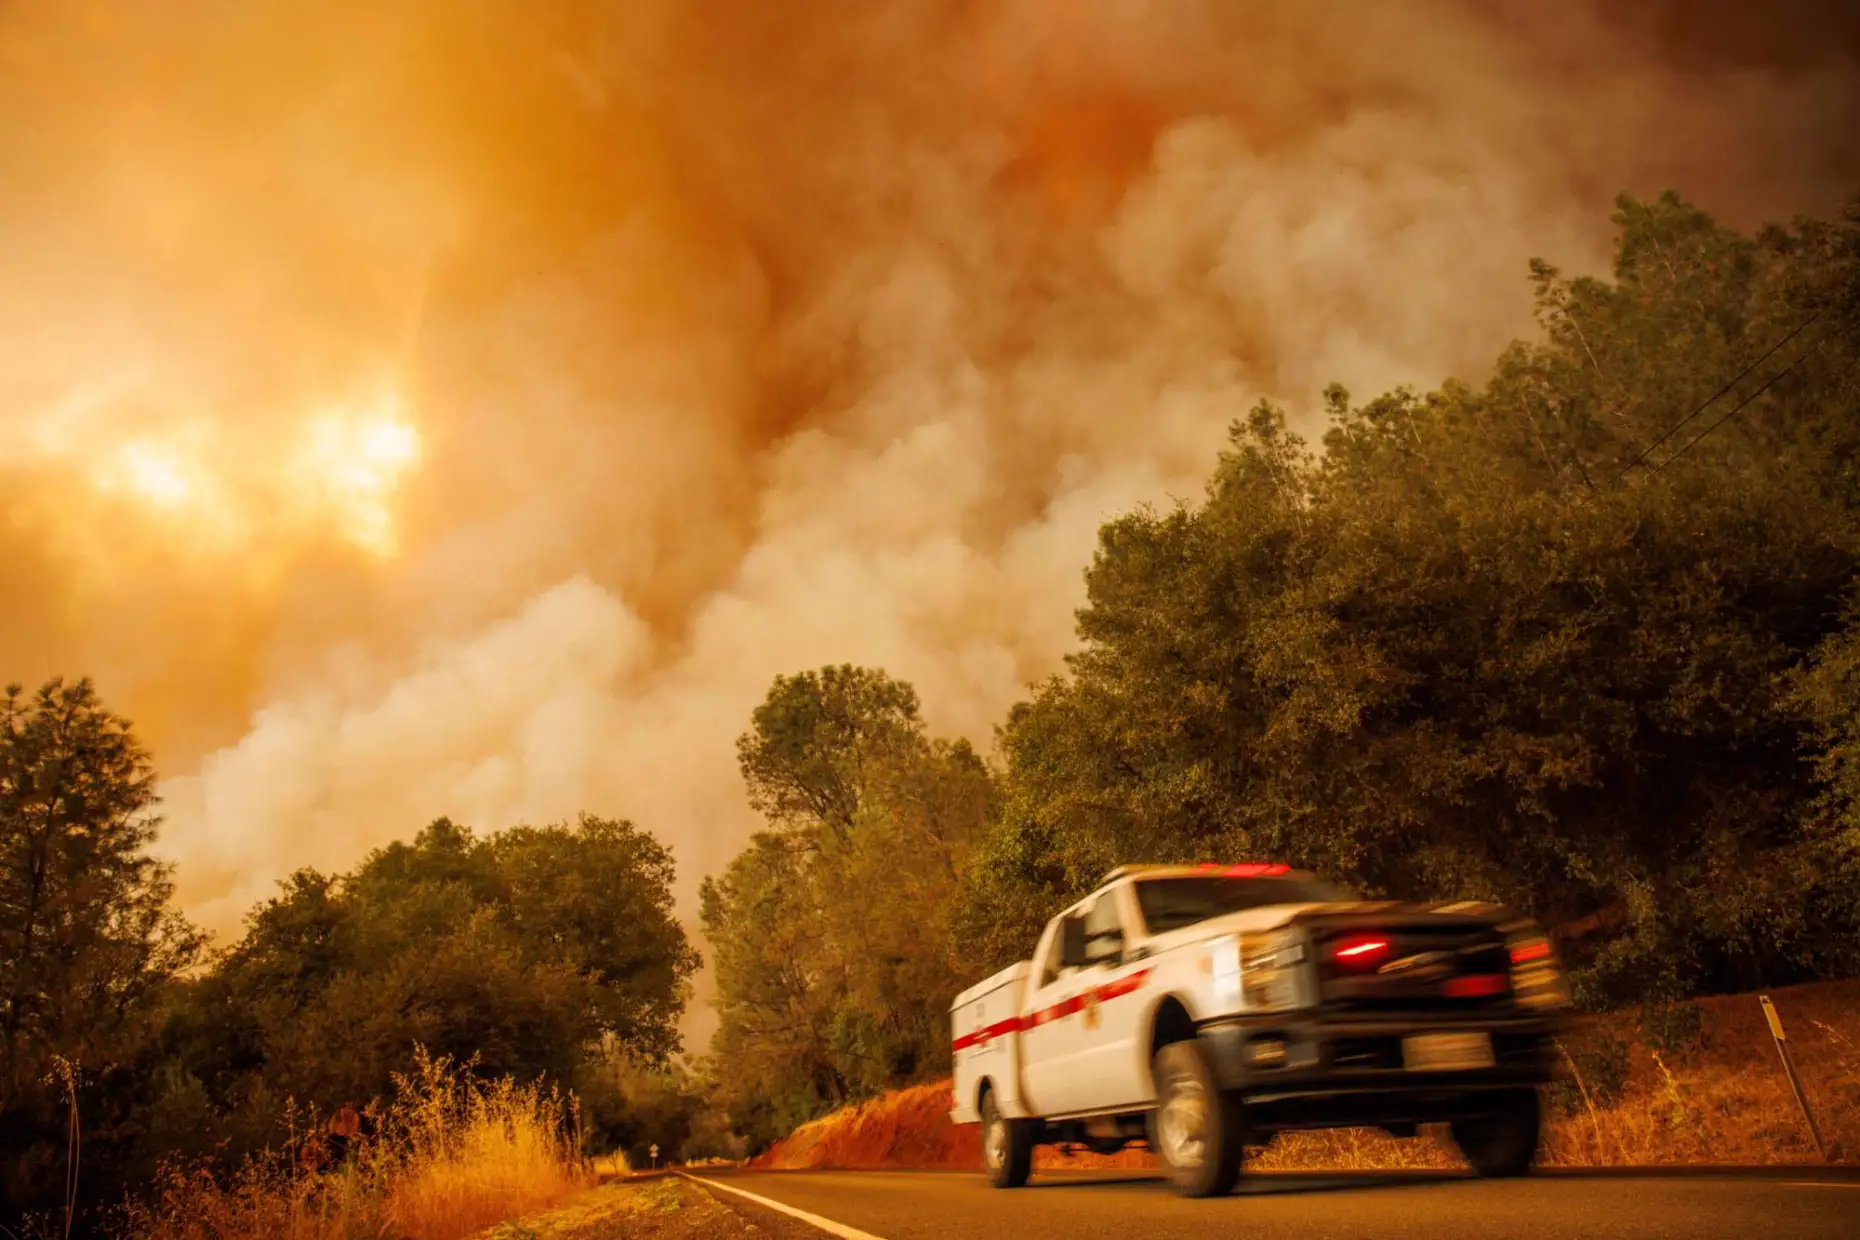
left=470, top=1174, right=802, bottom=1239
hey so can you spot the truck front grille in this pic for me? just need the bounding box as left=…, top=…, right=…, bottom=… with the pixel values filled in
left=1325, top=1030, right=1545, bottom=1071
left=1310, top=920, right=1515, bottom=1016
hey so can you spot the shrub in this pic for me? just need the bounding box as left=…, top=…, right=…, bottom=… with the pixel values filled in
left=120, top=1050, right=590, bottom=1240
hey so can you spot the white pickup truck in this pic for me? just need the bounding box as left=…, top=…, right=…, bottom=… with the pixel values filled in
left=949, top=863, right=1570, bottom=1197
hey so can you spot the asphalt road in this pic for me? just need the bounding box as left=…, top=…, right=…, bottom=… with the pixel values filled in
left=689, top=1166, right=1860, bottom=1239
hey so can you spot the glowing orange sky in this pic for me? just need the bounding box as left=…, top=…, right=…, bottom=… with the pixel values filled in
left=2, top=0, right=1855, bottom=1038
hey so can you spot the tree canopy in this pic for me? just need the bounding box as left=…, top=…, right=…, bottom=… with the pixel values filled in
left=0, top=676, right=705, bottom=1232
left=1, top=678, right=202, bottom=1219
left=703, top=665, right=992, bottom=1146
left=960, top=193, right=1860, bottom=1000
left=174, top=813, right=700, bottom=1112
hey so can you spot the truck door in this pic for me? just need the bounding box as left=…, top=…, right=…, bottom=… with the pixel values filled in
left=1071, top=885, right=1153, bottom=1111
left=1022, top=891, right=1146, bottom=1116
left=1017, top=919, right=1078, bottom=1116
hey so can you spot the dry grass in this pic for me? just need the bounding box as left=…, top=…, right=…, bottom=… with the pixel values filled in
left=122, top=1050, right=594, bottom=1240
left=755, top=979, right=1860, bottom=1174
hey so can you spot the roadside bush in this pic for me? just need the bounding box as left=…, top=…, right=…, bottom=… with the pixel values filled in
left=119, top=1050, right=589, bottom=1240
left=1550, top=1027, right=1632, bottom=1117
left=1640, top=1000, right=1708, bottom=1064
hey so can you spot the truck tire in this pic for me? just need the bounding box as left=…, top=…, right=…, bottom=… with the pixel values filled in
left=981, top=1090, right=1034, bottom=1188
left=1151, top=1040, right=1244, bottom=1198
left=1450, top=1089, right=1541, bottom=1178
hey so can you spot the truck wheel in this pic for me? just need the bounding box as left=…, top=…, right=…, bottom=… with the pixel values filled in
left=981, top=1090, right=1034, bottom=1188
left=1151, top=1041, right=1244, bottom=1198
left=1450, top=1089, right=1541, bottom=1178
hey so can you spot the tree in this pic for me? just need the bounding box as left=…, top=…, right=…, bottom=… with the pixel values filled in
left=574, top=1047, right=744, bottom=1167
left=701, top=831, right=849, bottom=1144
left=959, top=193, right=1860, bottom=1002
left=1787, top=598, right=1860, bottom=932
left=736, top=665, right=927, bottom=841
left=816, top=736, right=992, bottom=1085
left=704, top=667, right=994, bottom=1146
left=0, top=677, right=201, bottom=1220
left=488, top=816, right=699, bottom=1063
left=176, top=814, right=699, bottom=1121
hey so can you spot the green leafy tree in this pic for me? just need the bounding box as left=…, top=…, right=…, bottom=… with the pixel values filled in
left=175, top=813, right=699, bottom=1124
left=1788, top=597, right=1860, bottom=925
left=704, top=666, right=993, bottom=1146
left=737, top=666, right=928, bottom=841
left=700, top=831, right=848, bottom=1139
left=0, top=677, right=202, bottom=1221
left=817, top=736, right=993, bottom=1084
left=962, top=193, right=1860, bottom=1002
left=574, top=1042, right=748, bottom=1165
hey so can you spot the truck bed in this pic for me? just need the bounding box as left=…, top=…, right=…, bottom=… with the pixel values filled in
left=950, top=959, right=1031, bottom=1125
left=952, top=960, right=1029, bottom=1010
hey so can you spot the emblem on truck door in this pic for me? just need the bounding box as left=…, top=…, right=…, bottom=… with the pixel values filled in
left=1083, top=989, right=1101, bottom=1030
left=1378, top=950, right=1452, bottom=981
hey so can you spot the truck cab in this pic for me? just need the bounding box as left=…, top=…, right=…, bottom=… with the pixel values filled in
left=950, top=863, right=1570, bottom=1197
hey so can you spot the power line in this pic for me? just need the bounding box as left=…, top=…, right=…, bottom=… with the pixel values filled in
left=1610, top=307, right=1825, bottom=484
left=1638, top=329, right=1825, bottom=479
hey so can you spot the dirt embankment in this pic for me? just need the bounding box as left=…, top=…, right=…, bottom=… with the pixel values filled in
left=750, top=1082, right=985, bottom=1173
left=754, top=979, right=1860, bottom=1174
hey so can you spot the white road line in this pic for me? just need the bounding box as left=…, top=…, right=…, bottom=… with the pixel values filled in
left=680, top=1171, right=890, bottom=1240
left=1783, top=1181, right=1860, bottom=1189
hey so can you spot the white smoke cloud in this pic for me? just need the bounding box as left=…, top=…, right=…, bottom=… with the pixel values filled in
left=162, top=577, right=655, bottom=927
left=6, top=2, right=1855, bottom=1045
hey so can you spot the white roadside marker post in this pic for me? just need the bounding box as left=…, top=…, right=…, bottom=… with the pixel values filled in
left=650, top=1142, right=660, bottom=1170
left=1760, top=994, right=1829, bottom=1163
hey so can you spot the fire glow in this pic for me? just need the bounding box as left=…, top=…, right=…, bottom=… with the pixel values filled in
left=81, top=396, right=422, bottom=559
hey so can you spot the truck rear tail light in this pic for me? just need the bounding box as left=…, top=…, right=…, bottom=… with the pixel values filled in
left=1331, top=935, right=1391, bottom=967
left=1505, top=927, right=1570, bottom=1011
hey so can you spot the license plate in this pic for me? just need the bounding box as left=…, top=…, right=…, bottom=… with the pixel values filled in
left=1402, top=1032, right=1494, bottom=1071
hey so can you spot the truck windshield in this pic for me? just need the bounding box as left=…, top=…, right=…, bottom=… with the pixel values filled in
left=1134, top=876, right=1348, bottom=935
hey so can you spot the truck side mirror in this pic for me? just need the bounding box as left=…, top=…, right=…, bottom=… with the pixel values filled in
left=1059, top=915, right=1089, bottom=970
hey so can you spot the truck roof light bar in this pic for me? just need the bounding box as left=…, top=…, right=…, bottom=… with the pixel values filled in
left=1195, top=862, right=1290, bottom=878
left=1100, top=861, right=1294, bottom=885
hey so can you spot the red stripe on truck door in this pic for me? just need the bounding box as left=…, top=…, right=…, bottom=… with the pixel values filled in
left=952, top=967, right=1152, bottom=1051
left=951, top=1015, right=1023, bottom=1052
